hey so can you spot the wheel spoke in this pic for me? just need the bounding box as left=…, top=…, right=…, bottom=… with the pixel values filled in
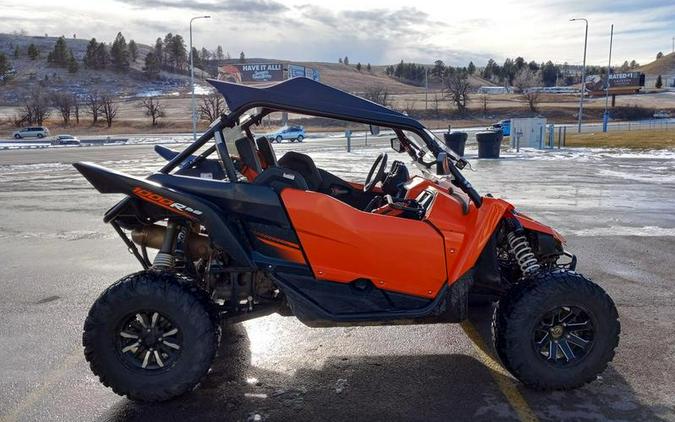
left=536, top=332, right=550, bottom=346
left=567, top=333, right=589, bottom=349
left=163, top=327, right=178, bottom=337
left=151, top=312, right=159, bottom=328
left=559, top=308, right=575, bottom=323
left=153, top=350, right=164, bottom=367
left=558, top=339, right=575, bottom=361
left=136, top=313, right=148, bottom=328
left=141, top=351, right=151, bottom=368
left=119, top=331, right=139, bottom=339
left=548, top=340, right=557, bottom=361
left=565, top=320, right=589, bottom=328
left=162, top=340, right=180, bottom=350
left=122, top=341, right=140, bottom=353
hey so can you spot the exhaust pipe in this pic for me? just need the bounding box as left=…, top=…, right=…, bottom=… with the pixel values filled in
left=131, top=225, right=212, bottom=260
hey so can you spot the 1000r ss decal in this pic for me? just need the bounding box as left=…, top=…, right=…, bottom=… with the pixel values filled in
left=132, top=187, right=203, bottom=218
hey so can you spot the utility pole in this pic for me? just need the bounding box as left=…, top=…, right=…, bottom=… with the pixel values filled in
left=190, top=15, right=211, bottom=141
left=570, top=18, right=588, bottom=133
left=603, top=24, right=614, bottom=133
left=425, top=68, right=429, bottom=110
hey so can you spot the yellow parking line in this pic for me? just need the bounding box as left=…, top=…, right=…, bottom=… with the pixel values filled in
left=461, top=321, right=540, bottom=422
left=0, top=347, right=82, bottom=422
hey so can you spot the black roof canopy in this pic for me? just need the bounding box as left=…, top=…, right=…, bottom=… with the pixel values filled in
left=207, top=77, right=424, bottom=130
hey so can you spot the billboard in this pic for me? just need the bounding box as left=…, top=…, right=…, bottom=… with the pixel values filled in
left=218, top=63, right=283, bottom=83
left=608, top=72, right=643, bottom=88
left=287, top=64, right=320, bottom=82
left=288, top=64, right=306, bottom=79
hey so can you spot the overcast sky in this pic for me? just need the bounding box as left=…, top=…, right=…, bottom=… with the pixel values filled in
left=1, top=0, right=673, bottom=66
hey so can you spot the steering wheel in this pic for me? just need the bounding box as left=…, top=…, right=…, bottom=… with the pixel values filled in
left=364, top=153, right=388, bottom=192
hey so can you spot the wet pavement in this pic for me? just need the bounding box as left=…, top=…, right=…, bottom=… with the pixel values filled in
left=0, top=140, right=674, bottom=421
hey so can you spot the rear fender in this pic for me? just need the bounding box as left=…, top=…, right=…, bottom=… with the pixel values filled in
left=73, top=161, right=254, bottom=269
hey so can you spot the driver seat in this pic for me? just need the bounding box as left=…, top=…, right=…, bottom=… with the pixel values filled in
left=256, top=136, right=278, bottom=168
left=278, top=151, right=323, bottom=190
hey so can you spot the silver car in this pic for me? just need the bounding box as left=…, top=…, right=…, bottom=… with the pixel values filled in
left=52, top=134, right=81, bottom=146
left=13, top=126, right=50, bottom=139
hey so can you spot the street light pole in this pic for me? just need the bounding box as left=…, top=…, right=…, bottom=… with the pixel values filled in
left=602, top=24, right=614, bottom=133
left=190, top=15, right=211, bottom=141
left=570, top=18, right=588, bottom=133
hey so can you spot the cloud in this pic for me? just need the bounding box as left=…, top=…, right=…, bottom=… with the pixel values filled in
left=116, top=0, right=288, bottom=15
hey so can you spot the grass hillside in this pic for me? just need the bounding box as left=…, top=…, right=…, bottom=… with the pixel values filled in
left=638, top=52, right=675, bottom=77
left=1, top=33, right=494, bottom=106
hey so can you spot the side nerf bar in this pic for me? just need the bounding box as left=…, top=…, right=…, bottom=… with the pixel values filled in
left=72, top=161, right=254, bottom=269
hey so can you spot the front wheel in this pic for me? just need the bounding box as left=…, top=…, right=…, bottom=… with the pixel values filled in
left=37, top=133, right=44, bottom=138
left=14, top=134, right=21, bottom=139
left=275, top=135, right=283, bottom=143
left=492, top=271, right=619, bottom=390
left=296, top=135, right=304, bottom=142
left=83, top=271, right=220, bottom=402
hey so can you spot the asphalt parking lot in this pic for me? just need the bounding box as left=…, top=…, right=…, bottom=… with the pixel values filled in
left=0, top=140, right=674, bottom=421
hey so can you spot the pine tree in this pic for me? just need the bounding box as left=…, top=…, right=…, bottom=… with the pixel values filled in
left=128, top=40, right=138, bottom=62
left=200, top=47, right=210, bottom=62
left=84, top=38, right=98, bottom=68
left=154, top=38, right=164, bottom=66
left=356, top=62, right=362, bottom=71
left=239, top=51, right=246, bottom=63
left=143, top=51, right=161, bottom=79
left=343, top=56, right=349, bottom=65
left=110, top=32, right=130, bottom=72
left=367, top=63, right=371, bottom=72
left=14, top=46, right=20, bottom=59
left=0, top=53, right=11, bottom=82
left=216, top=45, right=224, bottom=60
left=338, top=57, right=342, bottom=64
left=656, top=75, right=663, bottom=89
left=467, top=61, right=476, bottom=75
left=67, top=51, right=79, bottom=73
left=95, top=42, right=110, bottom=69
left=191, top=47, right=202, bottom=68
left=27, top=43, right=39, bottom=60
left=50, top=36, right=69, bottom=67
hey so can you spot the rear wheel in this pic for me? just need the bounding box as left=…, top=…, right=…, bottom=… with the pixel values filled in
left=492, top=271, right=619, bottom=390
left=37, top=133, right=44, bottom=138
left=14, top=134, right=21, bottom=139
left=83, top=271, right=220, bottom=402
left=297, top=135, right=304, bottom=142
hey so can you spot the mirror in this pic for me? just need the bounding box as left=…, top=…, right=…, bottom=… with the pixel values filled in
left=369, top=125, right=380, bottom=136
left=390, top=137, right=405, bottom=153
left=436, top=152, right=450, bottom=175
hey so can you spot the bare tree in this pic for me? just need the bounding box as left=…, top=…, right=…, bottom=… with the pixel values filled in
left=402, top=98, right=417, bottom=116
left=444, top=71, right=470, bottom=112
left=431, top=93, right=441, bottom=117
left=52, top=92, right=74, bottom=126
left=85, top=90, right=102, bottom=124
left=198, top=93, right=225, bottom=122
left=479, top=93, right=489, bottom=115
left=513, top=68, right=543, bottom=112
left=20, top=90, right=51, bottom=125
left=100, top=94, right=119, bottom=128
left=141, top=97, right=165, bottom=126
left=73, top=97, right=80, bottom=125
left=363, top=85, right=389, bottom=107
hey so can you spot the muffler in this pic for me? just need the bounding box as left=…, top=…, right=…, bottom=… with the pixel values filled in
left=131, top=224, right=211, bottom=260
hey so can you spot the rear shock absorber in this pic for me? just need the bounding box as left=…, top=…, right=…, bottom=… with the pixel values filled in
left=153, top=220, right=178, bottom=269
left=506, top=219, right=540, bottom=277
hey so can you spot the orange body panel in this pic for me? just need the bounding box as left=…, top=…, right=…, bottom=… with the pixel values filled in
left=280, top=189, right=447, bottom=298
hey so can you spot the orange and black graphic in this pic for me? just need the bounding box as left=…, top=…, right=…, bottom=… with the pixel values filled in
left=252, top=231, right=306, bottom=264
left=132, top=187, right=203, bottom=220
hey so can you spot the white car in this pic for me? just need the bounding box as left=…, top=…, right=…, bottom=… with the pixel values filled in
left=13, top=126, right=50, bottom=139
left=52, top=134, right=81, bottom=146
left=653, top=110, right=671, bottom=119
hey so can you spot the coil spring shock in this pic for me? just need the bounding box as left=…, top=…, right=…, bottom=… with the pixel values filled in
left=507, top=230, right=540, bottom=276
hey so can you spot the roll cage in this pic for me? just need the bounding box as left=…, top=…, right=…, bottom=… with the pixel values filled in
left=145, top=77, right=482, bottom=210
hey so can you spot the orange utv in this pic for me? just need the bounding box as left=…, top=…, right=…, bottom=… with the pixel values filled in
left=74, top=77, right=620, bottom=402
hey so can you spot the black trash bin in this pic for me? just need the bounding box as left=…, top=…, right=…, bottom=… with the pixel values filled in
left=443, top=132, right=468, bottom=156
left=476, top=131, right=501, bottom=158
